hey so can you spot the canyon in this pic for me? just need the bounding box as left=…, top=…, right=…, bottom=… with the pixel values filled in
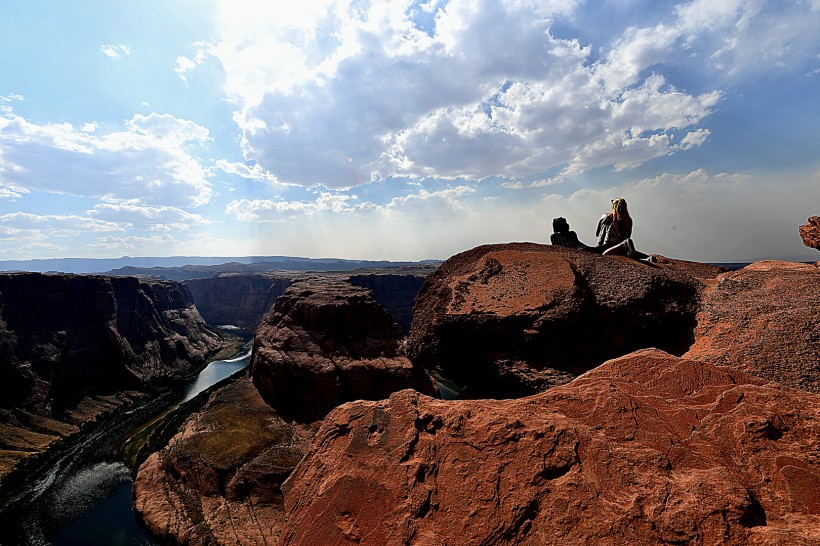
left=0, top=273, right=231, bottom=503
left=134, top=235, right=820, bottom=545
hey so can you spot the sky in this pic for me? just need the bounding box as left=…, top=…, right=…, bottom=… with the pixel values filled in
left=0, top=0, right=818, bottom=264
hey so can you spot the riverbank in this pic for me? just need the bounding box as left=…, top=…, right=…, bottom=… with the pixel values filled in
left=0, top=333, right=249, bottom=545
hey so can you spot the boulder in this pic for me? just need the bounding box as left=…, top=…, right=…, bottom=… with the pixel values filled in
left=251, top=277, right=438, bottom=423
left=280, top=349, right=820, bottom=546
left=685, top=260, right=820, bottom=392
left=799, top=216, right=820, bottom=251
left=406, top=243, right=723, bottom=397
left=135, top=375, right=313, bottom=546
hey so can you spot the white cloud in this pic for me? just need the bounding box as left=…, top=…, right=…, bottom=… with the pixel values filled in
left=187, top=0, right=818, bottom=190
left=91, top=234, right=177, bottom=251
left=0, top=111, right=213, bottom=206
left=88, top=200, right=212, bottom=231
left=100, top=44, right=132, bottom=59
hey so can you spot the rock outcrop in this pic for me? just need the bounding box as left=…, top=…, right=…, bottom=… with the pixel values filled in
left=685, top=260, right=820, bottom=393
left=800, top=216, right=820, bottom=251
left=186, top=273, right=292, bottom=332
left=0, top=273, right=226, bottom=481
left=406, top=243, right=724, bottom=397
left=280, top=349, right=820, bottom=546
left=135, top=374, right=313, bottom=546
left=251, top=277, right=437, bottom=423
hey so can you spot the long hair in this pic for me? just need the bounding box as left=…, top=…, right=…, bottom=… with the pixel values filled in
left=610, top=198, right=630, bottom=221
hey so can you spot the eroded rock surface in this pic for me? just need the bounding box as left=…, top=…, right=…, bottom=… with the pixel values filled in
left=135, top=375, right=313, bottom=546
left=685, top=260, right=820, bottom=392
left=186, top=273, right=292, bottom=332
left=0, top=273, right=227, bottom=481
left=406, top=243, right=723, bottom=397
left=800, top=216, right=820, bottom=251
left=281, top=349, right=820, bottom=546
left=251, top=277, right=437, bottom=423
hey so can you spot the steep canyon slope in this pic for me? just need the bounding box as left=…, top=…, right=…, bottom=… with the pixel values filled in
left=0, top=273, right=227, bottom=487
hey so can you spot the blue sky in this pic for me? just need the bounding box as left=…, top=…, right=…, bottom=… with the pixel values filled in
left=1, top=0, right=818, bottom=263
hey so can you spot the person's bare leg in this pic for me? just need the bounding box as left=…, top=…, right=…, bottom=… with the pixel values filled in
left=602, top=241, right=629, bottom=256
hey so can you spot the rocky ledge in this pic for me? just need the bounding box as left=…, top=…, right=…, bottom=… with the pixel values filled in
left=0, top=273, right=227, bottom=484
left=685, top=260, right=820, bottom=392
left=281, top=349, right=820, bottom=545
left=406, top=243, right=724, bottom=398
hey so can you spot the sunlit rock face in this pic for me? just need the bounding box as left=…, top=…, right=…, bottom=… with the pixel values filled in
left=135, top=375, right=313, bottom=546
left=251, top=277, right=438, bottom=424
left=406, top=243, right=724, bottom=398
left=800, top=216, right=820, bottom=252
left=685, top=260, right=820, bottom=393
left=0, top=272, right=226, bottom=481
left=280, top=350, right=820, bottom=546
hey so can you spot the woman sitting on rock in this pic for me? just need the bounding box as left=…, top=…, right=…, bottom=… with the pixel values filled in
left=595, top=197, right=655, bottom=262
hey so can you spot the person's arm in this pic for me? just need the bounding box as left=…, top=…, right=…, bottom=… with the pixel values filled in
left=623, top=217, right=633, bottom=239
left=596, top=213, right=610, bottom=237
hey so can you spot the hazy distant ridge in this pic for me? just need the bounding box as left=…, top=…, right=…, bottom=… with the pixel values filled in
left=0, top=256, right=439, bottom=275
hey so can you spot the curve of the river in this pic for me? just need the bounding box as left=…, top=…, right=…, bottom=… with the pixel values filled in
left=2, top=343, right=253, bottom=546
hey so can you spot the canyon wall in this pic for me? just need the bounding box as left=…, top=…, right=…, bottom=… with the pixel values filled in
left=186, top=273, right=293, bottom=332
left=0, top=272, right=228, bottom=484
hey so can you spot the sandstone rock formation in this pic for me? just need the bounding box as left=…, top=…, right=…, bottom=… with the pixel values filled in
left=406, top=243, right=724, bottom=397
left=135, top=374, right=314, bottom=546
left=251, top=277, right=437, bottom=423
left=280, top=349, right=820, bottom=546
left=186, top=273, right=292, bottom=332
left=0, top=273, right=227, bottom=481
left=800, top=216, right=820, bottom=251
left=348, top=273, right=428, bottom=334
left=685, top=260, right=820, bottom=393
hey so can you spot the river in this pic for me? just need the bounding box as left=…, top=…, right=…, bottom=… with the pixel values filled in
left=1, top=344, right=253, bottom=546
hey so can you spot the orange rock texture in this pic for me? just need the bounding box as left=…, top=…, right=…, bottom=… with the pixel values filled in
left=685, top=260, right=820, bottom=393
left=251, top=277, right=437, bottom=423
left=799, top=216, right=820, bottom=251
left=135, top=375, right=314, bottom=546
left=407, top=243, right=724, bottom=397
left=281, top=350, right=820, bottom=546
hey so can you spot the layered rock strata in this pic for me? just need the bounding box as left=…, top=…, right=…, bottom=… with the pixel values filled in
left=406, top=243, right=723, bottom=397
left=348, top=273, right=428, bottom=334
left=135, top=374, right=313, bottom=546
left=186, top=273, right=292, bottom=332
left=685, top=260, right=820, bottom=392
left=281, top=349, right=820, bottom=546
left=800, top=216, right=820, bottom=252
left=251, top=277, right=437, bottom=423
left=0, top=273, right=226, bottom=481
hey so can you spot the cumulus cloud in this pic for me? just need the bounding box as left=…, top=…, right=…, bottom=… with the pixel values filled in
left=178, top=0, right=819, bottom=190
left=0, top=111, right=213, bottom=206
